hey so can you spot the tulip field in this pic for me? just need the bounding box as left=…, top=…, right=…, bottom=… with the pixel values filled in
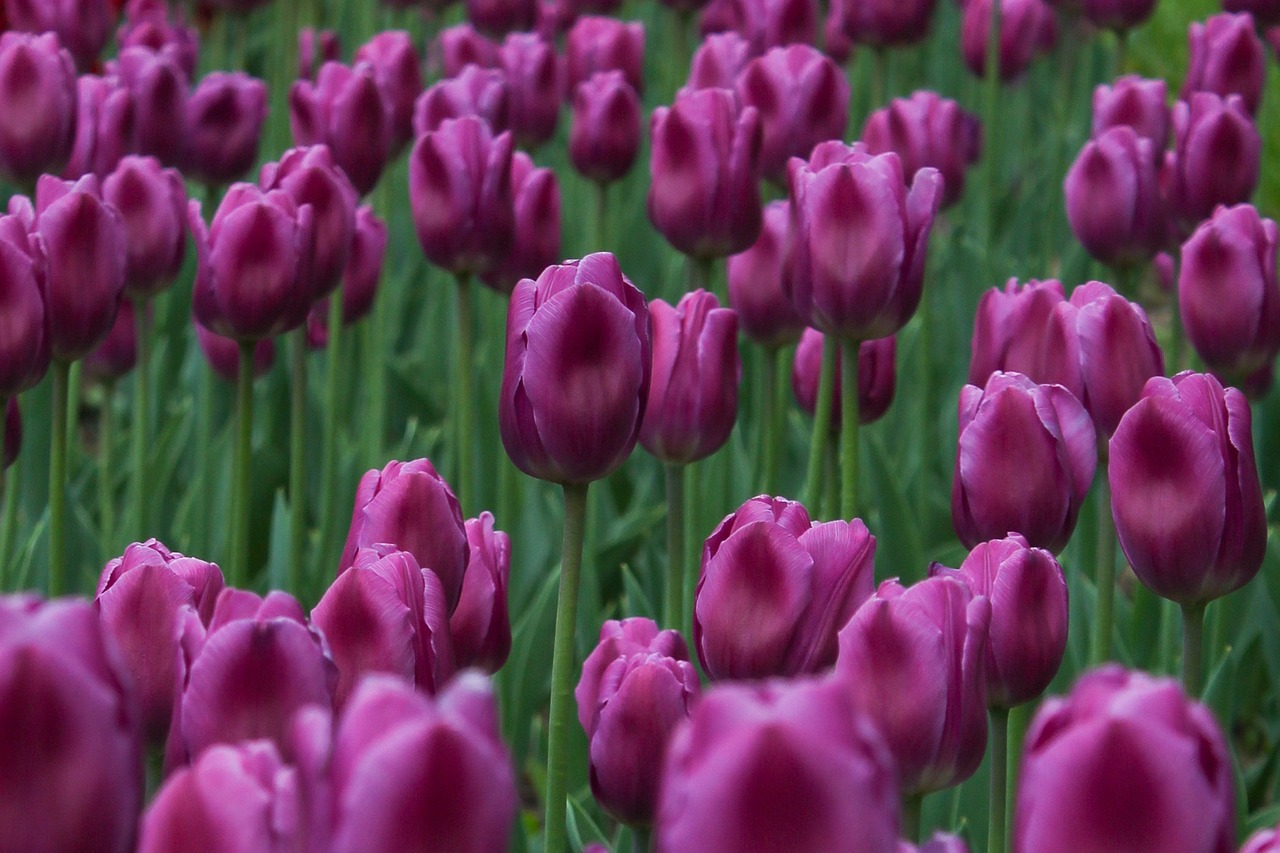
left=8, top=0, right=1280, bottom=849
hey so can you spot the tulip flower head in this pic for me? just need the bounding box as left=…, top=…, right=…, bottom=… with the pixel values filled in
left=1167, top=92, right=1260, bottom=230
left=354, top=30, right=422, bottom=154
left=569, top=71, right=642, bottom=185
left=290, top=61, right=393, bottom=197
left=450, top=512, right=512, bottom=673
left=1092, top=75, right=1170, bottom=147
left=793, top=329, right=897, bottom=432
left=863, top=90, right=982, bottom=209
left=0, top=32, right=78, bottom=187
left=184, top=72, right=268, bottom=188
left=961, top=0, right=1057, bottom=82
left=726, top=199, right=807, bottom=349
left=1183, top=12, right=1266, bottom=115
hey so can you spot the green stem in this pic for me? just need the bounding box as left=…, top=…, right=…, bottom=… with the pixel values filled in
left=839, top=340, right=860, bottom=520
left=288, top=329, right=308, bottom=594
left=544, top=482, right=590, bottom=853
left=757, top=346, right=781, bottom=494
left=1006, top=702, right=1030, bottom=829
left=663, top=462, right=686, bottom=631
left=822, top=431, right=838, bottom=520
left=982, top=0, right=1003, bottom=256
left=902, top=793, right=924, bottom=844
left=49, top=361, right=70, bottom=596
left=365, top=180, right=391, bottom=468
left=231, top=342, right=255, bottom=588
left=989, top=706, right=1010, bottom=853
left=1091, top=468, right=1117, bottom=665
left=1114, top=28, right=1128, bottom=78
left=131, top=298, right=151, bottom=539
left=454, top=273, right=475, bottom=513
left=100, top=380, right=116, bottom=551
left=872, top=47, right=888, bottom=112
left=632, top=826, right=653, bottom=853
left=803, top=335, right=837, bottom=510
left=193, top=362, right=216, bottom=555
left=1182, top=602, right=1206, bottom=697
left=319, top=290, right=344, bottom=571
left=593, top=181, right=608, bottom=255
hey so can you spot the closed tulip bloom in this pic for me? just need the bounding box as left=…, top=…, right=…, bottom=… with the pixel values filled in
left=0, top=33, right=77, bottom=186
left=1109, top=371, right=1266, bottom=606
left=500, top=253, right=651, bottom=484
left=1065, top=126, right=1168, bottom=268
left=481, top=151, right=560, bottom=294
left=1178, top=204, right=1280, bottom=381
left=569, top=71, right=642, bottom=184
left=298, top=28, right=342, bottom=81
left=657, top=676, right=900, bottom=853
left=1227, top=0, right=1280, bottom=25
left=63, top=73, right=135, bottom=181
left=1183, top=13, right=1266, bottom=115
left=576, top=618, right=691, bottom=733
left=736, top=45, right=850, bottom=185
left=189, top=184, right=315, bottom=341
left=786, top=141, right=942, bottom=342
left=468, top=0, right=537, bottom=36
left=1015, top=666, right=1234, bottom=852
left=5, top=0, right=110, bottom=71
left=499, top=33, right=561, bottom=148
left=863, top=90, right=982, bottom=209
left=433, top=24, right=500, bottom=78
left=793, top=329, right=897, bottom=431
left=329, top=674, right=517, bottom=853
left=195, top=320, right=276, bottom=382
left=836, top=0, right=938, bottom=47
left=1092, top=75, right=1170, bottom=147
left=116, top=47, right=188, bottom=167
left=103, top=155, right=187, bottom=298
left=824, top=0, right=856, bottom=63
left=961, top=0, right=1058, bottom=82
left=354, top=31, right=421, bottom=155
left=565, top=16, right=645, bottom=96
left=0, top=216, right=49, bottom=398
left=836, top=575, right=991, bottom=795
left=413, top=65, right=511, bottom=137
left=84, top=299, right=140, bottom=381
left=290, top=62, right=392, bottom=197
left=967, top=279, right=1069, bottom=392
left=1168, top=92, right=1260, bottom=229
left=687, top=31, right=752, bottom=90
left=336, top=204, right=387, bottom=324
left=726, top=200, right=806, bottom=349
left=449, top=513, right=511, bottom=673
left=118, top=1, right=200, bottom=80
left=649, top=87, right=763, bottom=260
left=952, top=372, right=1096, bottom=553
left=695, top=495, right=876, bottom=680
left=1081, top=0, right=1157, bottom=30
left=699, top=0, right=818, bottom=53
left=184, top=72, right=268, bottom=187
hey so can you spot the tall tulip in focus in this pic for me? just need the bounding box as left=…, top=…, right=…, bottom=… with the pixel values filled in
left=498, top=253, right=650, bottom=853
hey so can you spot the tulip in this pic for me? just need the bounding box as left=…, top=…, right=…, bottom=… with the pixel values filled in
left=687, top=31, right=752, bottom=90
left=184, top=72, right=268, bottom=188
left=63, top=73, right=135, bottom=180
left=1081, top=0, right=1157, bottom=30
left=334, top=204, right=388, bottom=324
left=433, top=24, right=500, bottom=78
left=103, top=155, right=187, bottom=298
left=863, top=90, right=982, bottom=209
left=736, top=45, right=850, bottom=185
left=329, top=674, right=517, bottom=853
left=836, top=574, right=991, bottom=796
left=569, top=71, right=642, bottom=185
left=118, top=0, right=199, bottom=80
left=1092, top=75, right=1170, bottom=147
left=726, top=201, right=806, bottom=349
left=1014, top=666, right=1234, bottom=852
left=1227, top=0, right=1280, bottom=25
left=499, top=33, right=561, bottom=148
left=699, top=0, right=818, bottom=53
left=1183, top=12, right=1266, bottom=115
left=298, top=28, right=341, bottom=81
left=657, top=676, right=900, bottom=852
left=353, top=31, right=421, bottom=154
left=1244, top=824, right=1280, bottom=853
left=5, top=0, right=110, bottom=71
left=0, top=33, right=78, bottom=186
left=290, top=62, right=392, bottom=197
left=835, top=0, right=938, bottom=47
left=195, top=320, right=276, bottom=381
left=1178, top=204, right=1280, bottom=382
left=413, top=65, right=511, bottom=137
left=1064, top=126, right=1168, bottom=269
left=794, top=329, right=896, bottom=431
left=1167, top=92, right=1260, bottom=230
left=450, top=513, right=512, bottom=673
left=565, top=16, right=645, bottom=96
left=84, top=299, right=139, bottom=382
left=0, top=214, right=49, bottom=399
left=480, top=151, right=560, bottom=294
left=468, top=0, right=537, bottom=36
left=115, top=47, right=188, bottom=167
left=961, top=0, right=1057, bottom=82
left=576, top=618, right=691, bottom=732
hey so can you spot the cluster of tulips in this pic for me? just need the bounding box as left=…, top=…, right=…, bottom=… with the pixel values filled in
left=4, top=0, right=1280, bottom=850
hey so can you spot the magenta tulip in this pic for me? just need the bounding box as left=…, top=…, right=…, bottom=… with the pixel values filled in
left=1065, top=126, right=1168, bottom=268
left=863, top=90, right=982, bottom=209
left=298, top=27, right=342, bottom=81
left=961, top=0, right=1057, bottom=82
left=0, top=212, right=49, bottom=398
left=726, top=200, right=806, bottom=349
left=0, top=33, right=77, bottom=186
left=687, top=31, right=752, bottom=90
left=793, top=329, right=897, bottom=431
left=103, top=155, right=187, bottom=298
left=84, top=299, right=140, bottom=381
left=1183, top=12, right=1266, bottom=115
left=480, top=151, right=560, bottom=294
left=1227, top=0, right=1280, bottom=25
left=565, top=16, right=645, bottom=96
left=115, top=47, right=188, bottom=167
left=699, top=0, right=818, bottom=53
left=184, top=72, right=268, bottom=188
left=1081, top=0, right=1157, bottom=30
left=468, top=0, right=537, bottom=36
left=4, top=0, right=110, bottom=71
left=1244, top=824, right=1280, bottom=853
left=499, top=33, right=561, bottom=148
left=413, top=65, right=511, bottom=137
left=63, top=73, right=135, bottom=180
left=118, top=0, right=199, bottom=80
left=449, top=512, right=512, bottom=673
left=569, top=71, right=642, bottom=185
left=354, top=31, right=421, bottom=154
left=433, top=24, right=500, bottom=78
left=1167, top=92, right=1260, bottom=229
left=835, top=0, right=938, bottom=47
left=576, top=618, right=690, bottom=733
left=195, top=320, right=276, bottom=382
left=290, top=62, right=392, bottom=197
left=1092, top=75, right=1170, bottom=147
left=336, top=204, right=387, bottom=324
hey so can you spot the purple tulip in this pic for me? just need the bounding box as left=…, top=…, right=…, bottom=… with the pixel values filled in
left=695, top=495, right=876, bottom=680
left=118, top=0, right=199, bottom=81
left=961, top=0, right=1058, bottom=82
left=735, top=45, right=850, bottom=185
left=336, top=204, right=387, bottom=324
left=836, top=574, right=990, bottom=795
left=0, top=213, right=49, bottom=398
left=576, top=618, right=690, bottom=732
left=329, top=674, right=517, bottom=853
left=5, top=0, right=110, bottom=71
left=1081, top=0, right=1157, bottom=30
left=413, top=65, right=511, bottom=137
left=299, top=28, right=342, bottom=82
left=1065, top=126, right=1168, bottom=268
left=1092, top=75, right=1170, bottom=147
left=1227, top=0, right=1280, bottom=25
left=0, top=33, right=78, bottom=186
left=953, top=372, right=1096, bottom=553
left=468, top=0, right=537, bottom=36
left=184, top=72, right=268, bottom=188
left=565, top=16, right=645, bottom=97
left=2, top=398, right=19, bottom=468
left=353, top=31, right=421, bottom=155
left=84, top=298, right=140, bottom=382
left=569, top=71, right=641, bottom=185
left=1244, top=824, right=1280, bottom=853
left=433, top=24, right=500, bottom=78
left=449, top=513, right=512, bottom=673
left=115, top=47, right=188, bottom=167
left=835, top=0, right=939, bottom=47
left=687, top=31, right=752, bottom=90
left=657, top=676, right=900, bottom=852
left=1167, top=92, right=1260, bottom=229
left=726, top=200, right=806, bottom=349
left=195, top=320, right=276, bottom=382
left=1109, top=371, right=1266, bottom=606
left=63, top=73, right=135, bottom=180
left=480, top=151, right=560, bottom=294
left=1183, top=12, right=1266, bottom=115
left=1178, top=203, right=1280, bottom=382
left=1015, top=666, right=1234, bottom=852
left=103, top=155, right=187, bottom=298
left=793, top=329, right=897, bottom=431
left=499, top=33, right=561, bottom=148
left=786, top=141, right=942, bottom=342
left=699, top=0, right=818, bottom=53
left=291, top=62, right=392, bottom=197
left=500, top=253, right=651, bottom=484
left=0, top=595, right=143, bottom=853
left=863, top=90, right=982, bottom=209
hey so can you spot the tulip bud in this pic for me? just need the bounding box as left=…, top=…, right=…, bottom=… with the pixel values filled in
left=449, top=513, right=512, bottom=673
left=1183, top=12, right=1266, bottom=115
left=103, top=155, right=188, bottom=298
left=786, top=141, right=942, bottom=341
left=5, top=0, right=111, bottom=71
left=118, top=1, right=199, bottom=81
left=687, top=31, right=752, bottom=89
left=63, top=73, right=136, bottom=181
left=433, top=24, right=500, bottom=78
left=480, top=151, right=560, bottom=294
left=1065, top=126, right=1168, bottom=268
left=354, top=31, right=422, bottom=155
left=0, top=216, right=49, bottom=398
left=195, top=320, right=276, bottom=382
left=1167, top=92, right=1260, bottom=229
left=500, top=253, right=652, bottom=484
left=576, top=618, right=690, bottom=733
left=699, top=0, right=818, bottom=54
left=961, top=0, right=1057, bottom=82
left=836, top=574, right=991, bottom=795
left=298, top=28, right=342, bottom=81
left=569, top=71, right=642, bottom=185
left=836, top=0, right=939, bottom=47
left=468, top=0, right=537, bottom=36
left=1015, top=666, right=1234, bottom=851
left=726, top=201, right=806, bottom=349
left=1092, top=75, right=1170, bottom=147
left=413, top=65, right=511, bottom=138
left=952, top=372, right=1096, bottom=553
left=184, top=72, right=268, bottom=188
left=290, top=62, right=392, bottom=197
left=793, top=329, right=896, bottom=431
left=499, top=33, right=561, bottom=148
left=736, top=45, right=850, bottom=184
left=565, top=16, right=646, bottom=96
left=1081, top=0, right=1157, bottom=30
left=968, top=278, right=1068, bottom=391
left=1109, top=371, right=1266, bottom=606
left=1178, top=204, right=1280, bottom=382
left=329, top=674, right=517, bottom=853
left=116, top=46, right=188, bottom=167
left=649, top=87, right=763, bottom=259
left=695, top=495, right=876, bottom=680
left=0, top=33, right=78, bottom=186
left=658, top=677, right=900, bottom=852
left=932, top=535, right=1066, bottom=708
left=862, top=90, right=982, bottom=209
left=84, top=298, right=140, bottom=382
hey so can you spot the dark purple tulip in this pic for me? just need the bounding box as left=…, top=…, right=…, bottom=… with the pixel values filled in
left=824, top=0, right=856, bottom=63
left=481, top=150, right=560, bottom=294
left=103, top=155, right=187, bottom=298
left=565, top=16, right=645, bottom=96
left=1081, top=0, right=1157, bottom=30
left=649, top=87, right=763, bottom=260
left=499, top=253, right=651, bottom=484
left=499, top=33, right=561, bottom=148
left=836, top=574, right=991, bottom=795
left=1065, top=126, right=1168, bottom=268
left=410, top=116, right=515, bottom=277
left=932, top=535, right=1067, bottom=709
left=312, top=545, right=455, bottom=709
left=0, top=214, right=49, bottom=398
left=433, top=23, right=500, bottom=78
left=290, top=62, right=392, bottom=197
left=118, top=0, right=199, bottom=80
left=968, top=278, right=1068, bottom=391
left=952, top=372, right=1096, bottom=553
left=735, top=44, right=850, bottom=185
left=338, top=458, right=469, bottom=611
left=468, top=0, right=537, bottom=36
left=576, top=618, right=690, bottom=734
left=863, top=90, right=982, bottom=209
left=335, top=204, right=387, bottom=324
left=569, top=70, right=641, bottom=185
left=1167, top=92, right=1260, bottom=229
left=1228, top=0, right=1280, bottom=25
left=329, top=674, right=517, bottom=853
left=961, top=0, right=1058, bottom=82
left=793, top=329, right=897, bottom=431
left=450, top=512, right=512, bottom=673
left=695, top=495, right=876, bottom=680
left=836, top=0, right=938, bottom=47
left=687, top=31, right=752, bottom=90
left=1179, top=204, right=1280, bottom=381
left=640, top=290, right=740, bottom=465
left=1183, top=12, right=1266, bottom=115
left=84, top=299, right=139, bottom=381
left=1109, top=371, right=1266, bottom=606
left=63, top=73, right=135, bottom=180
left=413, top=64, right=511, bottom=137
left=786, top=141, right=942, bottom=342
left=699, top=0, right=818, bottom=53
left=299, top=28, right=342, bottom=82
left=189, top=184, right=315, bottom=341
left=0, top=32, right=78, bottom=186
left=195, top=320, right=276, bottom=382
left=3, top=399, right=19, bottom=468
left=184, top=72, right=268, bottom=188
left=1092, top=75, right=1170, bottom=148
left=115, top=47, right=188, bottom=167
left=354, top=31, right=422, bottom=155
left=726, top=200, right=806, bottom=349
left=5, top=0, right=110, bottom=71
left=576, top=618, right=699, bottom=826
left=657, top=676, right=900, bottom=852
left=1015, top=666, right=1234, bottom=852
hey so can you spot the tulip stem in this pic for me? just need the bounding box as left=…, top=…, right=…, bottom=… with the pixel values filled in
left=365, top=179, right=391, bottom=469
left=320, top=289, right=345, bottom=574
left=902, top=792, right=924, bottom=844
left=1182, top=602, right=1206, bottom=697
left=49, top=360, right=70, bottom=597
left=989, top=706, right=1010, bottom=853
left=99, top=380, right=117, bottom=551
left=545, top=481, right=590, bottom=853
left=982, top=0, right=1002, bottom=256
left=757, top=346, right=785, bottom=495
left=632, top=827, right=653, bottom=853
left=454, top=273, right=476, bottom=514
left=1090, top=473, right=1117, bottom=665
left=193, top=364, right=216, bottom=555
left=593, top=181, right=608, bottom=254
left=871, top=47, right=887, bottom=112
left=131, top=298, right=151, bottom=540
left=289, top=329, right=308, bottom=594
left=231, top=342, right=255, bottom=588
left=663, top=462, right=687, bottom=631
left=803, top=335, right=837, bottom=512
left=839, top=340, right=860, bottom=519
